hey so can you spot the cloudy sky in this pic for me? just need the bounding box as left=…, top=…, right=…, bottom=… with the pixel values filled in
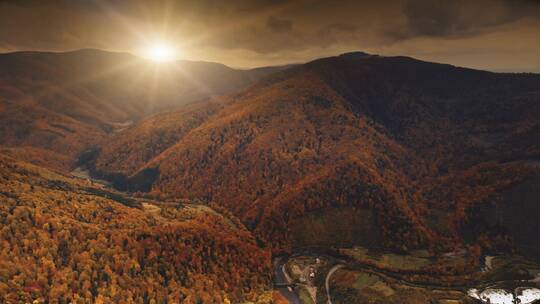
left=1, top=0, right=539, bottom=71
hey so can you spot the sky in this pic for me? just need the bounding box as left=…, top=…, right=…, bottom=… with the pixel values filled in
left=0, top=0, right=539, bottom=72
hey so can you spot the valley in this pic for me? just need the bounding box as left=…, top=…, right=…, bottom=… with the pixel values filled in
left=61, top=149, right=540, bottom=303
left=1, top=49, right=540, bottom=303
left=69, top=156, right=540, bottom=304
left=276, top=250, right=540, bottom=304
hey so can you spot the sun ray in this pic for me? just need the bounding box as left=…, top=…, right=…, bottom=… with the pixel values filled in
left=143, top=43, right=176, bottom=61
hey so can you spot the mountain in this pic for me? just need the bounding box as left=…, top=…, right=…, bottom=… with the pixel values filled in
left=92, top=52, right=540, bottom=256
left=0, top=49, right=287, bottom=172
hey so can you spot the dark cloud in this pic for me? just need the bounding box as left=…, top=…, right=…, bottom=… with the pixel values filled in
left=404, top=0, right=467, bottom=37
left=266, top=16, right=293, bottom=33
left=399, top=0, right=540, bottom=39
left=0, top=0, right=538, bottom=70
left=315, top=23, right=358, bottom=48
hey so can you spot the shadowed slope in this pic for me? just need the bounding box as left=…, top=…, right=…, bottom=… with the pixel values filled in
left=94, top=53, right=540, bottom=254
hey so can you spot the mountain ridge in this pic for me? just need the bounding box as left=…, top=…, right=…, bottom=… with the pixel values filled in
left=90, top=52, right=540, bottom=255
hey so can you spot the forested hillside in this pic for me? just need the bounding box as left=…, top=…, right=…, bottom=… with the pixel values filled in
left=94, top=53, right=540, bottom=255
left=0, top=154, right=273, bottom=303
left=2, top=50, right=539, bottom=303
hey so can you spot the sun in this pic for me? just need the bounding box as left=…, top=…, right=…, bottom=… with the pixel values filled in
left=144, top=43, right=175, bottom=62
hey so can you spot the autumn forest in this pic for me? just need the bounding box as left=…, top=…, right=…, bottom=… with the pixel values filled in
left=1, top=1, right=540, bottom=303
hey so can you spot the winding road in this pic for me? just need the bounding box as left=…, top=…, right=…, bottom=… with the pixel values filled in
left=274, top=257, right=302, bottom=304
left=325, top=264, right=344, bottom=304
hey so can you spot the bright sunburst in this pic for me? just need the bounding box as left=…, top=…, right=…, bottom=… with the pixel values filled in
left=144, top=43, right=175, bottom=62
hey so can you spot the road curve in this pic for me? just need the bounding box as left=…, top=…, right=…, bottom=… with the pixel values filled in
left=274, top=257, right=302, bottom=304
left=325, top=264, right=344, bottom=304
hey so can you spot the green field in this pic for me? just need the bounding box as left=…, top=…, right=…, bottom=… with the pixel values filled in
left=323, top=250, right=540, bottom=304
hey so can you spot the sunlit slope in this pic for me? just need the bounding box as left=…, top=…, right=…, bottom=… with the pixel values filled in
left=94, top=98, right=227, bottom=177
left=0, top=49, right=285, bottom=171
